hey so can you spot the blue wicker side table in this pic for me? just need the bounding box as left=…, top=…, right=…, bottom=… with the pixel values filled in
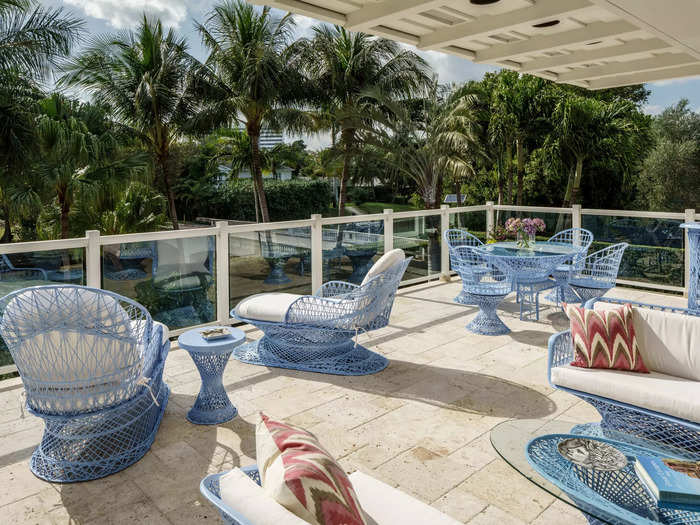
left=178, top=327, right=245, bottom=425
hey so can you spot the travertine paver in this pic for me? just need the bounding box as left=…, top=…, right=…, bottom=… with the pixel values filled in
left=0, top=282, right=686, bottom=524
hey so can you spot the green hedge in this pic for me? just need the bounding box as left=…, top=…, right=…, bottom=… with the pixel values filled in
left=182, top=179, right=333, bottom=222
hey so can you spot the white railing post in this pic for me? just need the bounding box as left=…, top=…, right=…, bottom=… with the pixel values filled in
left=216, top=221, right=230, bottom=324
left=440, top=205, right=450, bottom=281
left=311, top=214, right=323, bottom=292
left=572, top=204, right=582, bottom=230
left=383, top=209, right=393, bottom=252
left=86, top=230, right=101, bottom=288
left=486, top=201, right=495, bottom=239
left=685, top=209, right=696, bottom=298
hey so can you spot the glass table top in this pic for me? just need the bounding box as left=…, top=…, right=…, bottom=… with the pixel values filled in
left=476, top=242, right=580, bottom=258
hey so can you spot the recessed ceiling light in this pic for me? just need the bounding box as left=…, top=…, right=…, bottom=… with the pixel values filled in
left=532, top=20, right=560, bottom=28
left=470, top=0, right=501, bottom=5
left=586, top=41, right=603, bottom=46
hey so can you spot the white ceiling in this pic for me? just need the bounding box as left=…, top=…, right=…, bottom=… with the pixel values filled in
left=249, top=0, right=700, bottom=89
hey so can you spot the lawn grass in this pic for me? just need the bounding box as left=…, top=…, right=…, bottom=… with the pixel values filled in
left=348, top=201, right=421, bottom=215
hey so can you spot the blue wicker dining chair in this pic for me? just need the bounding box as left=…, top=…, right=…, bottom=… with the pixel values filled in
left=545, top=228, right=593, bottom=304
left=0, top=285, right=170, bottom=482
left=232, top=249, right=411, bottom=376
left=452, top=245, right=512, bottom=335
left=443, top=229, right=485, bottom=303
left=567, top=242, right=629, bottom=305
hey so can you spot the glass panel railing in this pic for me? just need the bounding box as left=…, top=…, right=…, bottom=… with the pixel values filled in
left=102, top=237, right=216, bottom=330
left=582, top=215, right=684, bottom=288
left=0, top=248, right=86, bottom=368
left=394, top=215, right=440, bottom=281
left=494, top=210, right=572, bottom=241
left=449, top=210, right=487, bottom=242
left=321, top=220, right=385, bottom=285
left=229, top=228, right=312, bottom=311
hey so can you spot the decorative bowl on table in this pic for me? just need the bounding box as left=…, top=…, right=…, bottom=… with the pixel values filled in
left=199, top=327, right=231, bottom=341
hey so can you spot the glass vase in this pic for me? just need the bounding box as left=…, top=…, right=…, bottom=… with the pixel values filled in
left=529, top=233, right=536, bottom=246
left=516, top=231, right=530, bottom=249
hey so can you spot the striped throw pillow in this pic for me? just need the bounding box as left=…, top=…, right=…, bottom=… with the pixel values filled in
left=564, top=303, right=649, bottom=373
left=257, top=413, right=367, bottom=525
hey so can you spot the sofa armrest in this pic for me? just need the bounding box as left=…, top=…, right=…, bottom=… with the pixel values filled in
left=547, top=330, right=574, bottom=388
left=585, top=297, right=699, bottom=316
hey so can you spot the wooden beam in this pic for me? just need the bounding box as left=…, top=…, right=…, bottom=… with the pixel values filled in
left=556, top=53, right=698, bottom=82
left=519, top=38, right=671, bottom=72
left=587, top=63, right=700, bottom=89
left=346, top=0, right=445, bottom=32
left=246, top=0, right=346, bottom=25
left=475, top=20, right=640, bottom=63
left=419, top=0, right=593, bottom=51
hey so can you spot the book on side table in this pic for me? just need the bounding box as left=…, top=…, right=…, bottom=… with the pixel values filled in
left=635, top=456, right=700, bottom=510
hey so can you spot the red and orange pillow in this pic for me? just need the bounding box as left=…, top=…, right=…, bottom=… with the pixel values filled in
left=563, top=302, right=649, bottom=373
left=257, top=413, right=367, bottom=525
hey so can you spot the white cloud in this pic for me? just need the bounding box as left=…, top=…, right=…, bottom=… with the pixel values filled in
left=643, top=104, right=662, bottom=115
left=62, top=0, right=189, bottom=29
left=292, top=14, right=317, bottom=38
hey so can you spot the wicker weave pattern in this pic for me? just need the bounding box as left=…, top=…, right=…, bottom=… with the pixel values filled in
left=451, top=245, right=511, bottom=335
left=443, top=229, right=485, bottom=304
left=231, top=258, right=410, bottom=375
left=0, top=285, right=169, bottom=482
left=568, top=243, right=628, bottom=304
left=546, top=228, right=594, bottom=304
left=548, top=297, right=700, bottom=459
left=527, top=434, right=700, bottom=525
left=686, top=226, right=700, bottom=311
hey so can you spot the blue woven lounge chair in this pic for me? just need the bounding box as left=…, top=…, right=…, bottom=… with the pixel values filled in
left=451, top=245, right=512, bottom=335
left=567, top=242, right=628, bottom=305
left=544, top=228, right=593, bottom=304
left=0, top=254, right=48, bottom=281
left=231, top=249, right=410, bottom=375
left=0, top=285, right=170, bottom=482
left=548, top=297, right=700, bottom=459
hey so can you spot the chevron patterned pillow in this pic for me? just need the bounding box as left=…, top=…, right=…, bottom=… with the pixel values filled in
left=564, top=303, right=649, bottom=373
left=257, top=413, right=367, bottom=525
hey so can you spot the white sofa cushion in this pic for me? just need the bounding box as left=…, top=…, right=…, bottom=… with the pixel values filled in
left=219, top=468, right=308, bottom=525
left=551, top=364, right=700, bottom=423
left=631, top=307, right=700, bottom=381
left=235, top=293, right=302, bottom=322
left=361, top=249, right=405, bottom=286
left=349, top=471, right=462, bottom=525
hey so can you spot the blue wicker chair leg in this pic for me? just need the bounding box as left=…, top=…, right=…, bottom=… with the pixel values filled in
left=233, top=325, right=389, bottom=376
left=465, top=292, right=510, bottom=335
left=569, top=285, right=609, bottom=306
left=518, top=281, right=557, bottom=322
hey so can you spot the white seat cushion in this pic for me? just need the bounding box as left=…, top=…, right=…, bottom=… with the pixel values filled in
left=551, top=364, right=700, bottom=423
left=349, top=471, right=462, bottom=525
left=219, top=468, right=308, bottom=525
left=235, top=293, right=301, bottom=322
left=361, top=249, right=405, bottom=286
left=631, top=307, right=700, bottom=381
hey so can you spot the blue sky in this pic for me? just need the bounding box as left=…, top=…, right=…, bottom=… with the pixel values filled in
left=43, top=0, right=700, bottom=143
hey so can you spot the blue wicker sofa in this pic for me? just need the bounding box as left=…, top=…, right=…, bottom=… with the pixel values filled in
left=548, top=297, right=700, bottom=458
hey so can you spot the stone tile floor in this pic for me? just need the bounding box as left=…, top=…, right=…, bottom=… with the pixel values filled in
left=0, top=281, right=687, bottom=524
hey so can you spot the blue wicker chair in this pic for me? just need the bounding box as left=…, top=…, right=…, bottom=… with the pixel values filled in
left=548, top=297, right=700, bottom=459
left=231, top=250, right=411, bottom=375
left=544, top=228, right=593, bottom=304
left=567, top=242, right=628, bottom=305
left=451, top=245, right=512, bottom=335
left=201, top=466, right=262, bottom=525
left=443, top=229, right=485, bottom=303
left=0, top=285, right=170, bottom=482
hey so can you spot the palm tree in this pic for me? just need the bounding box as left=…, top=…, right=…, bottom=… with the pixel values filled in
left=0, top=0, right=82, bottom=78
left=290, top=25, right=431, bottom=216
left=193, top=0, right=309, bottom=223
left=32, top=94, right=146, bottom=238
left=61, top=16, right=200, bottom=229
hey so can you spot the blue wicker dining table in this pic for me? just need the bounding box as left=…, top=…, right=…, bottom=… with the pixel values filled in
left=473, top=242, right=580, bottom=321
left=178, top=327, right=246, bottom=425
